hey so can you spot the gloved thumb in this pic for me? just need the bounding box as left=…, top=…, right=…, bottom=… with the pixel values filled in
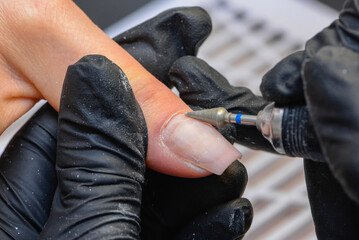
left=39, top=55, right=147, bottom=239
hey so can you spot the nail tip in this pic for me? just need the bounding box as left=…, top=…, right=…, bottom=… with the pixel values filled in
left=217, top=149, right=243, bottom=175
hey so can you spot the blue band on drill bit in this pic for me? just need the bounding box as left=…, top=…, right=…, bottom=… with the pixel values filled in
left=236, top=114, right=242, bottom=124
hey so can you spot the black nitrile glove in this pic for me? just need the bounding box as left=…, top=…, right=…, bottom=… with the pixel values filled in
left=0, top=104, right=58, bottom=239
left=115, top=7, right=253, bottom=240
left=260, top=0, right=359, bottom=238
left=114, top=7, right=212, bottom=88
left=169, top=56, right=274, bottom=153
left=0, top=7, right=253, bottom=240
left=140, top=163, right=252, bottom=240
left=0, top=55, right=147, bottom=240
left=38, top=55, right=147, bottom=239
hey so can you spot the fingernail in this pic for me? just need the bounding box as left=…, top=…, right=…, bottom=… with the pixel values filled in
left=161, top=113, right=242, bottom=175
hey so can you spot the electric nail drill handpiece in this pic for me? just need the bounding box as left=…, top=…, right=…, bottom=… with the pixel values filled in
left=185, top=103, right=324, bottom=162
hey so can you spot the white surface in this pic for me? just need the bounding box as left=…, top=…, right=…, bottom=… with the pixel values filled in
left=0, top=0, right=338, bottom=239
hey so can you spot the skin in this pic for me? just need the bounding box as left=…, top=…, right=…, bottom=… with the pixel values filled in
left=0, top=0, right=241, bottom=177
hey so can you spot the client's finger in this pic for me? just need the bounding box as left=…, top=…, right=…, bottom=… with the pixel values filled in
left=0, top=1, right=241, bottom=177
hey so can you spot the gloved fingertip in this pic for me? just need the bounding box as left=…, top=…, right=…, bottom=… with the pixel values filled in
left=222, top=161, right=248, bottom=197
left=115, top=7, right=212, bottom=88
left=116, top=7, right=212, bottom=51
left=169, top=7, right=212, bottom=55
left=59, top=54, right=148, bottom=165
left=260, top=51, right=306, bottom=105
left=65, top=54, right=131, bottom=94
left=230, top=198, right=254, bottom=235
left=174, top=198, right=253, bottom=240
left=62, top=55, right=138, bottom=116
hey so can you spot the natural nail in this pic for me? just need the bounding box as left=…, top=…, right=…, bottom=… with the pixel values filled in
left=161, top=113, right=242, bottom=175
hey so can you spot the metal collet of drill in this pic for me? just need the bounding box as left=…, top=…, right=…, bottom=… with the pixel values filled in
left=185, top=103, right=324, bottom=162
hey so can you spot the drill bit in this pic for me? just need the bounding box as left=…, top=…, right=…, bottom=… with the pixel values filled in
left=185, top=107, right=257, bottom=128
left=185, top=105, right=285, bottom=154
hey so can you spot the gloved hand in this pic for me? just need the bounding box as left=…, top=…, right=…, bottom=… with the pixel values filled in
left=0, top=55, right=147, bottom=239
left=0, top=8, right=253, bottom=240
left=259, top=0, right=359, bottom=238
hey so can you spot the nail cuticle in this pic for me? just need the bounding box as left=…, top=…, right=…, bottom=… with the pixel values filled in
left=160, top=111, right=209, bottom=173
